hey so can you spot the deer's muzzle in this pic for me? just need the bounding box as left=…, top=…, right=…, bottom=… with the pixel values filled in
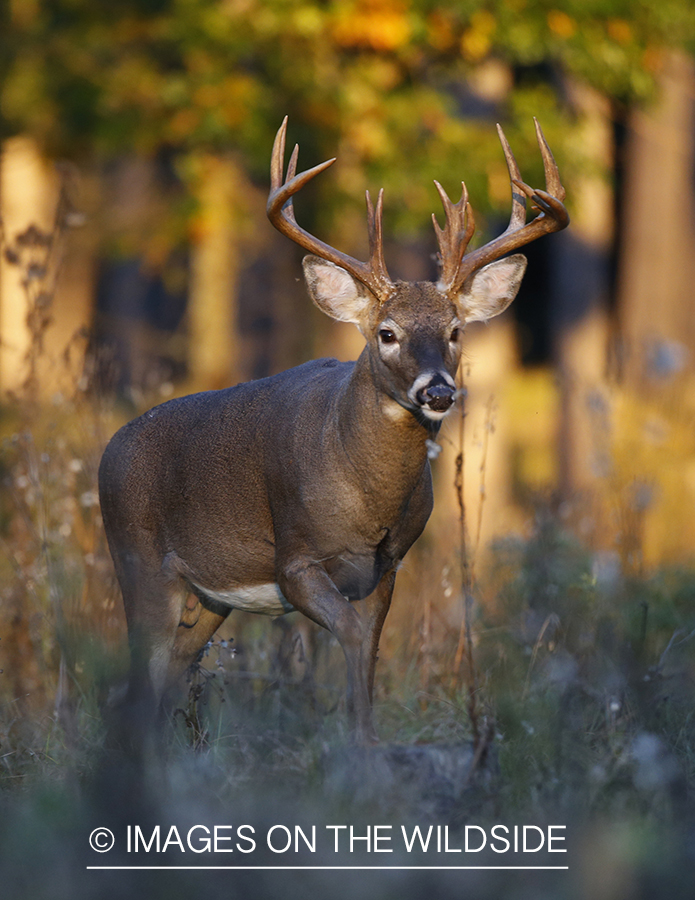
left=414, top=376, right=456, bottom=413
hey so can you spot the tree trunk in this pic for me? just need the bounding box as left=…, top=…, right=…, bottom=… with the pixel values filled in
left=616, top=50, right=695, bottom=384
left=0, top=136, right=57, bottom=394
left=552, top=83, right=614, bottom=501
left=187, top=154, right=244, bottom=390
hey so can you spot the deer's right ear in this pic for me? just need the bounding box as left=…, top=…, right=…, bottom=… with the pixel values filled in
left=303, top=256, right=373, bottom=326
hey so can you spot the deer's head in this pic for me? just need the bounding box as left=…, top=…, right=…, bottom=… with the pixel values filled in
left=268, top=118, right=568, bottom=422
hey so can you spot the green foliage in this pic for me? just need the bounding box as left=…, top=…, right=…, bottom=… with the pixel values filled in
left=478, top=521, right=695, bottom=814
left=2, top=0, right=694, bottom=238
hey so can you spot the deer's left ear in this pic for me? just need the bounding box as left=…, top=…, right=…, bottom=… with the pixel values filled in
left=455, top=254, right=527, bottom=324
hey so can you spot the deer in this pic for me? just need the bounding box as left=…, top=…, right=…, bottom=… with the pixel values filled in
left=98, top=117, right=568, bottom=744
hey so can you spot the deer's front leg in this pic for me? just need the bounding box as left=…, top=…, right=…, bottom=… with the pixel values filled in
left=277, top=559, right=385, bottom=743
left=361, top=567, right=397, bottom=705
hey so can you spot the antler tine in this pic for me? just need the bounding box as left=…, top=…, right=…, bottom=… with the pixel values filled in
left=366, top=189, right=391, bottom=289
left=496, top=123, right=527, bottom=232
left=267, top=118, right=394, bottom=300
left=284, top=143, right=300, bottom=224
left=432, top=180, right=475, bottom=291
left=270, top=116, right=289, bottom=192
left=533, top=117, right=565, bottom=202
left=270, top=120, right=334, bottom=224
left=445, top=119, right=570, bottom=296
left=286, top=142, right=299, bottom=181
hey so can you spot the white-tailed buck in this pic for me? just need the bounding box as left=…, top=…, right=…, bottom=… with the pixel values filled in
left=99, top=117, right=568, bottom=743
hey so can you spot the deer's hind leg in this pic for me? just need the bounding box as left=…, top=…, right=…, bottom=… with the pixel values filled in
left=167, top=596, right=230, bottom=686
left=108, top=545, right=230, bottom=749
left=122, top=553, right=230, bottom=705
left=102, top=561, right=181, bottom=751
left=115, top=560, right=186, bottom=717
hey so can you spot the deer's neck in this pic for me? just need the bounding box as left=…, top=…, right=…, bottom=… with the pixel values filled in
left=335, top=349, right=435, bottom=491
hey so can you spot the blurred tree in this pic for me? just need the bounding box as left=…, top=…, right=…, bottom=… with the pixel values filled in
left=1, top=0, right=694, bottom=391
left=0, top=136, right=58, bottom=393
left=616, top=50, right=695, bottom=385
left=4, top=0, right=694, bottom=230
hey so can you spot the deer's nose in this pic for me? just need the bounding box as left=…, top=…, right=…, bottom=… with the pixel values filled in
left=416, top=381, right=455, bottom=412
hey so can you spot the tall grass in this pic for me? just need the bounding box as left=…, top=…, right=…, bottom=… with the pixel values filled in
left=1, top=209, right=695, bottom=898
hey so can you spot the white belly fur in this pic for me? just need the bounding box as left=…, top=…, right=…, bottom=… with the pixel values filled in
left=192, top=581, right=294, bottom=616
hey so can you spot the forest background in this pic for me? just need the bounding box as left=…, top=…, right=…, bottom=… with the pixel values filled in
left=2, top=2, right=695, bottom=898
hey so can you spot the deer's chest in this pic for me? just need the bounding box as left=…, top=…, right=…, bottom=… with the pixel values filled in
left=304, top=471, right=433, bottom=598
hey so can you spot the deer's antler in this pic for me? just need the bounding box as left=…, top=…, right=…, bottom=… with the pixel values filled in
left=267, top=117, right=394, bottom=301
left=433, top=119, right=569, bottom=297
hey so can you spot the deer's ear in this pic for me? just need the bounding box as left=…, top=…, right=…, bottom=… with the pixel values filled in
left=303, top=256, right=373, bottom=326
left=456, top=254, right=527, bottom=324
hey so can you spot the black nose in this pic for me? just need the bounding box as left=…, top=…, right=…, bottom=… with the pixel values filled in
left=416, top=382, right=455, bottom=412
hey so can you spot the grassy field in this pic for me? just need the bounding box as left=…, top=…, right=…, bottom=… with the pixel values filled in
left=1, top=243, right=695, bottom=898
left=1, top=373, right=695, bottom=900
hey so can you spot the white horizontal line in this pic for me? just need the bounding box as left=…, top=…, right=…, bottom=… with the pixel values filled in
left=87, top=865, right=569, bottom=871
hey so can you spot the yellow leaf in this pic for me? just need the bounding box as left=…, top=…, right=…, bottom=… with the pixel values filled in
left=547, top=10, right=576, bottom=39
left=607, top=19, right=632, bottom=45
left=460, top=10, right=496, bottom=62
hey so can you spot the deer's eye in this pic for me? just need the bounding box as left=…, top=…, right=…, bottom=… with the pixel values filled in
left=378, top=328, right=398, bottom=345
left=450, top=327, right=461, bottom=343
